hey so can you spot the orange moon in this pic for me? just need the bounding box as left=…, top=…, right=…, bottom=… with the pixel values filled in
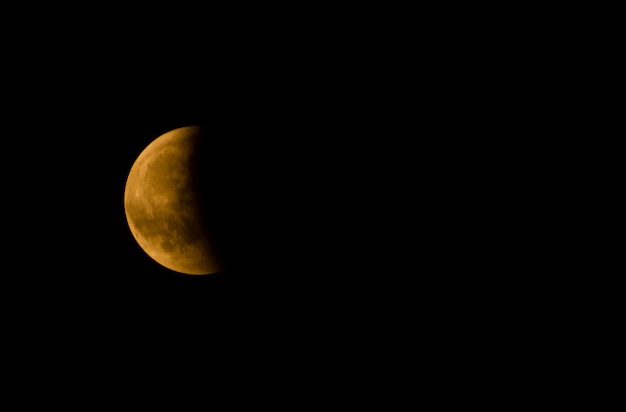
left=123, top=125, right=223, bottom=275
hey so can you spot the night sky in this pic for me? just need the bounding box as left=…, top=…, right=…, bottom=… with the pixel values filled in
left=2, top=12, right=420, bottom=399
left=0, top=6, right=551, bottom=405
left=7, top=56, right=371, bottom=336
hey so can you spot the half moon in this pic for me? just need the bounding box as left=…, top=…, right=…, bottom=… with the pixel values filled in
left=123, top=125, right=223, bottom=275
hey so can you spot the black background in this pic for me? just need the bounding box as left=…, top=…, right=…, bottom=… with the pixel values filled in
left=0, top=5, right=571, bottom=407
left=2, top=11, right=413, bottom=383
left=1, top=6, right=522, bottom=402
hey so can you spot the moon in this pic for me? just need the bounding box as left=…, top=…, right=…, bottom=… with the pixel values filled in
left=124, top=125, right=223, bottom=275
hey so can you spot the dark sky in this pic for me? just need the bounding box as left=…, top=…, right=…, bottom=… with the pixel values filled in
left=0, top=7, right=554, bottom=405
left=6, top=51, right=370, bottom=334
left=1, top=13, right=423, bottom=398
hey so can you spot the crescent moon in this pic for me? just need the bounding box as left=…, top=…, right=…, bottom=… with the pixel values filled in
left=123, top=125, right=223, bottom=275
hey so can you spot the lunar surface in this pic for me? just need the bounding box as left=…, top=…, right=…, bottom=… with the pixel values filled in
left=124, top=125, right=223, bottom=275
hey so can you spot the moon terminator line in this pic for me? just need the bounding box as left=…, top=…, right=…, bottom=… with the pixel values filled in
left=123, top=125, right=223, bottom=275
